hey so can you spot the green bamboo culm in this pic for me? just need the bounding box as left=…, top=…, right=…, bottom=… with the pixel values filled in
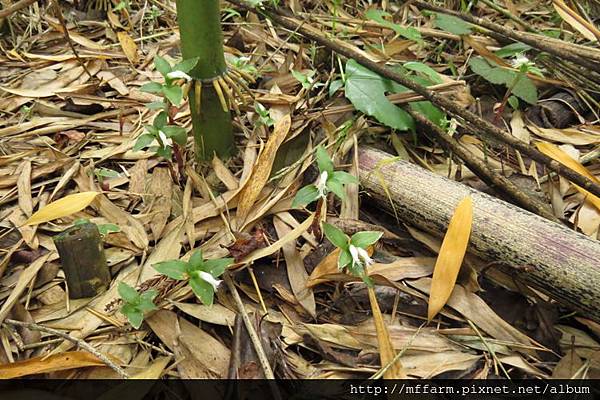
left=175, top=0, right=234, bottom=161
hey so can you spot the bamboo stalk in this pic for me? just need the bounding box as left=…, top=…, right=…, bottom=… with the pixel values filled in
left=175, top=0, right=233, bottom=161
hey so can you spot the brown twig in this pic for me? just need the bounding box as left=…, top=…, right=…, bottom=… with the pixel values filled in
left=53, top=0, right=93, bottom=79
left=3, top=318, right=129, bottom=378
left=409, top=110, right=558, bottom=222
left=0, top=0, right=39, bottom=19
left=228, top=0, right=600, bottom=199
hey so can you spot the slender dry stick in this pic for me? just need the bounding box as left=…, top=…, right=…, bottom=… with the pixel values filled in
left=0, top=0, right=39, bottom=18
left=410, top=111, right=558, bottom=222
left=227, top=0, right=600, bottom=199
left=413, top=1, right=600, bottom=72
left=3, top=319, right=129, bottom=378
left=223, top=274, right=280, bottom=390
left=53, top=0, right=93, bottom=79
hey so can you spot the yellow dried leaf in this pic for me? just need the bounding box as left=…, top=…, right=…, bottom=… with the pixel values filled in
left=236, top=114, right=291, bottom=223
left=428, top=196, right=473, bottom=321
left=553, top=0, right=599, bottom=42
left=117, top=31, right=139, bottom=64
left=0, top=351, right=103, bottom=379
left=24, top=191, right=99, bottom=226
left=368, top=287, right=405, bottom=378
left=536, top=142, right=600, bottom=211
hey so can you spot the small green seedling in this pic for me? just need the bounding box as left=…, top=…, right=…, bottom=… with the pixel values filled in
left=254, top=102, right=274, bottom=128
left=118, top=282, right=157, bottom=329
left=73, top=218, right=120, bottom=237
left=322, top=222, right=383, bottom=286
left=292, top=146, right=358, bottom=208
left=153, top=250, right=233, bottom=306
left=134, top=56, right=198, bottom=160
left=292, top=69, right=323, bottom=90
left=94, top=167, right=120, bottom=186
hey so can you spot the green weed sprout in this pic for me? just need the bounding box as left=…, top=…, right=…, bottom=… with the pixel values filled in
left=118, top=282, right=157, bottom=329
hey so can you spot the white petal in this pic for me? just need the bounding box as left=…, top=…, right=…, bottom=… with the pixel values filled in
left=316, top=170, right=329, bottom=197
left=349, top=245, right=361, bottom=265
left=356, top=247, right=374, bottom=266
left=167, top=70, right=192, bottom=81
left=198, top=271, right=222, bottom=291
left=158, top=130, right=173, bottom=147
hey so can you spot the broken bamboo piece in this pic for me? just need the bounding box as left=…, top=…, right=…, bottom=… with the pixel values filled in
left=53, top=222, right=110, bottom=299
left=358, top=147, right=600, bottom=323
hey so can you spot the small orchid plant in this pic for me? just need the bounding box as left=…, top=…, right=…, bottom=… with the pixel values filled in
left=153, top=250, right=233, bottom=306
left=134, top=56, right=198, bottom=160
left=322, top=222, right=383, bottom=286
left=292, top=146, right=358, bottom=208
left=118, top=282, right=157, bottom=329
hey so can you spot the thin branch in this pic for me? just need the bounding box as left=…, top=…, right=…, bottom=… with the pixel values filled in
left=3, top=318, right=129, bottom=379
left=0, top=0, right=39, bottom=19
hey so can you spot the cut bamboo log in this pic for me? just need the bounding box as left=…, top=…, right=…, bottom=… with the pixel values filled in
left=53, top=223, right=110, bottom=299
left=358, top=147, right=600, bottom=323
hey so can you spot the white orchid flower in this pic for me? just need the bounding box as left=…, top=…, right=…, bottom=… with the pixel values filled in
left=511, top=53, right=531, bottom=69
left=315, top=170, right=329, bottom=198
left=158, top=130, right=173, bottom=147
left=349, top=244, right=373, bottom=270
left=167, top=70, right=192, bottom=81
left=197, top=271, right=222, bottom=291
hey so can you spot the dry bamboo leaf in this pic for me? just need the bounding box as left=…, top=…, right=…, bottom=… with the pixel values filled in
left=553, top=0, right=599, bottom=42
left=367, top=286, right=405, bottom=378
left=172, top=302, right=235, bottom=326
left=147, top=167, right=172, bottom=241
left=0, top=253, right=53, bottom=324
left=24, top=192, right=99, bottom=226
left=235, top=213, right=314, bottom=268
left=236, top=114, right=291, bottom=223
left=529, top=125, right=600, bottom=146
left=273, top=215, right=316, bottom=317
left=117, top=31, right=139, bottom=64
left=17, top=160, right=33, bottom=217
left=536, top=142, right=600, bottom=211
left=130, top=356, right=171, bottom=379
left=0, top=351, right=104, bottom=379
left=428, top=196, right=473, bottom=321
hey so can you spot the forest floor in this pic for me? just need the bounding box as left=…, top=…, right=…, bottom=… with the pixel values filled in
left=0, top=0, right=600, bottom=381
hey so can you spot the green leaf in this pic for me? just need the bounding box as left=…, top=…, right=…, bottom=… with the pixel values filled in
left=156, top=145, right=173, bottom=160
left=95, top=168, right=120, bottom=178
left=140, top=82, right=164, bottom=94
left=433, top=13, right=473, bottom=35
left=174, top=57, right=199, bottom=73
left=153, top=111, right=168, bottom=129
left=495, top=43, right=532, bottom=58
left=409, top=101, right=446, bottom=127
left=338, top=249, right=352, bottom=270
left=118, top=282, right=139, bottom=304
left=291, top=185, right=321, bottom=208
left=350, top=231, right=383, bottom=248
left=162, top=85, right=184, bottom=106
left=322, top=222, right=349, bottom=249
left=97, top=223, right=120, bottom=236
left=203, top=258, right=233, bottom=277
left=345, top=59, right=415, bottom=131
left=469, top=58, right=538, bottom=104
left=189, top=250, right=204, bottom=271
left=189, top=276, right=215, bottom=306
left=138, top=289, right=158, bottom=312
left=315, top=146, right=334, bottom=175
left=508, top=95, right=520, bottom=110
left=153, top=260, right=188, bottom=280
left=365, top=9, right=422, bottom=43
left=154, top=56, right=171, bottom=77
left=326, top=178, right=346, bottom=201
left=133, top=134, right=155, bottom=151
left=122, top=306, right=144, bottom=329
left=403, top=62, right=443, bottom=84
left=330, top=171, right=358, bottom=185
left=146, top=101, right=166, bottom=110
left=328, top=79, right=344, bottom=96
left=162, top=125, right=187, bottom=146
left=73, top=218, right=90, bottom=226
